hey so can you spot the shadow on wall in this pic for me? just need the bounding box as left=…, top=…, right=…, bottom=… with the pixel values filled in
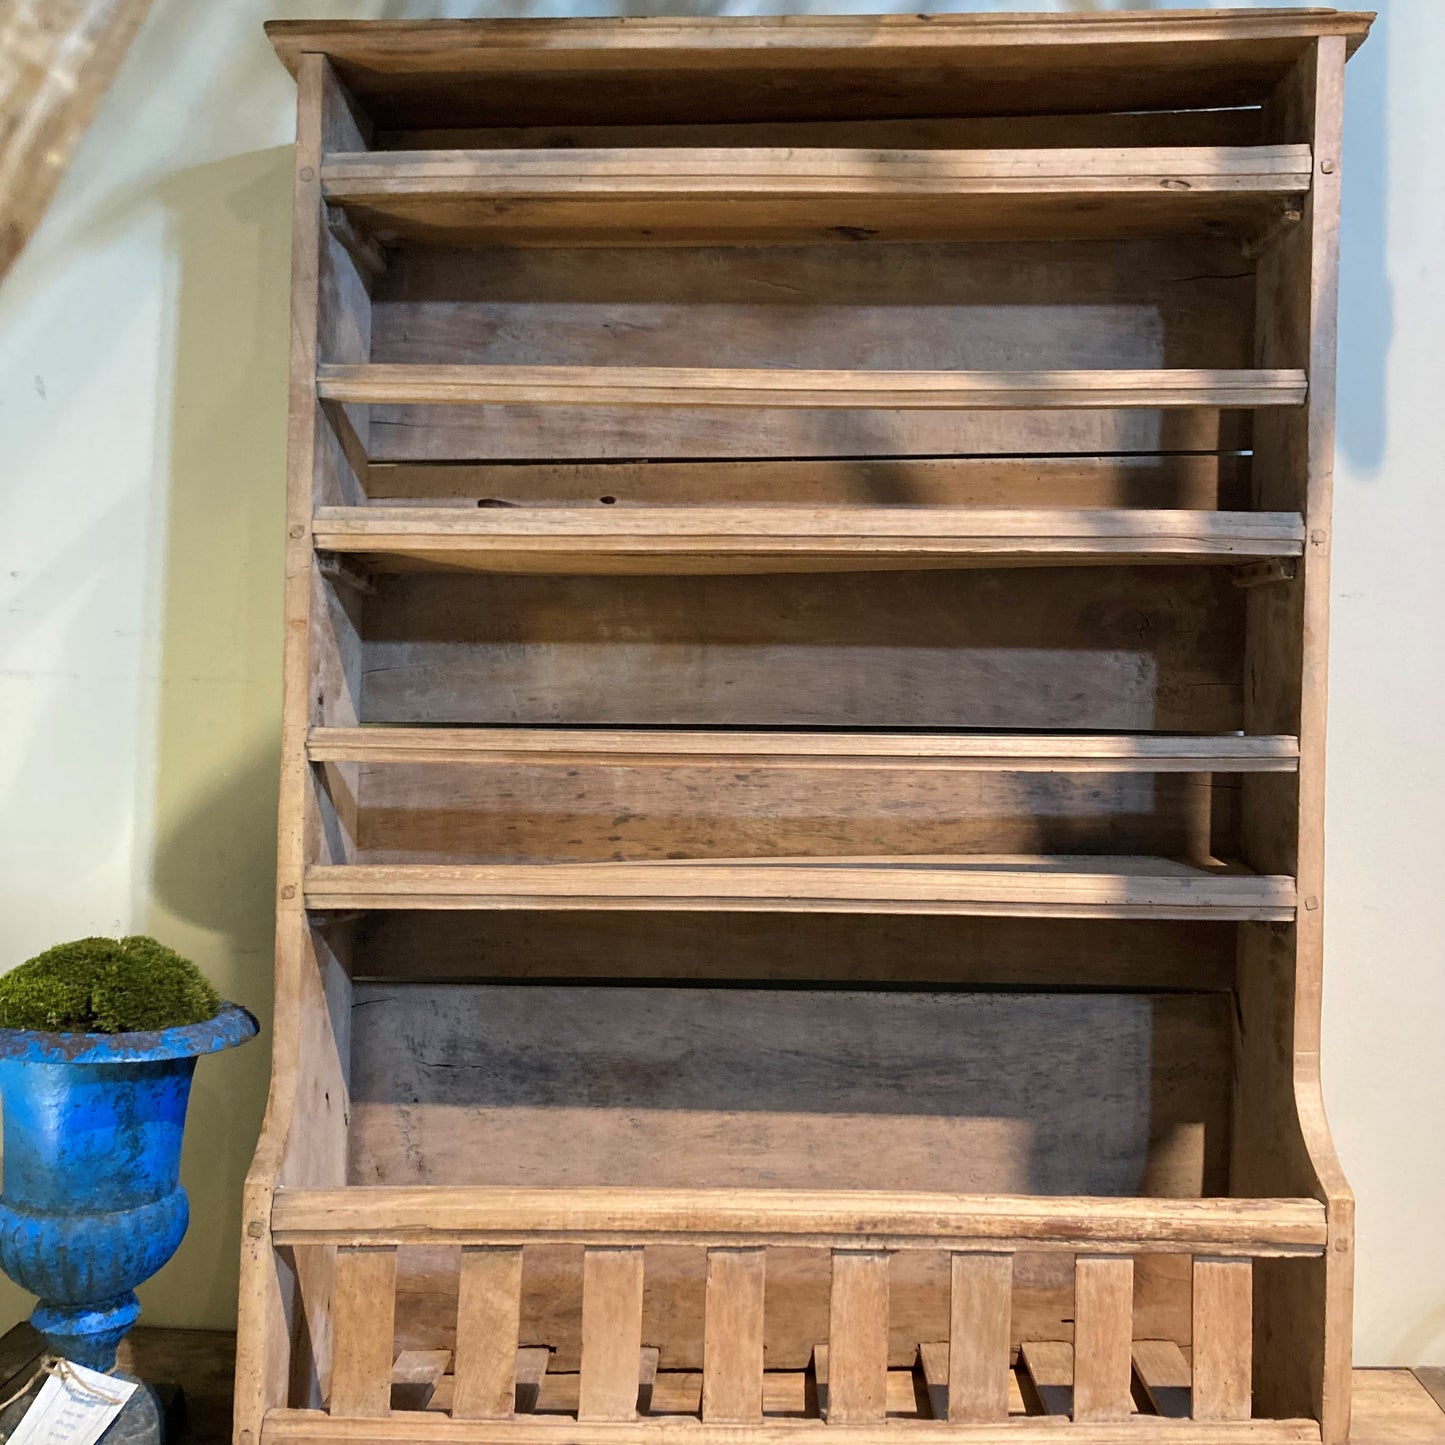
left=138, top=144, right=293, bottom=1330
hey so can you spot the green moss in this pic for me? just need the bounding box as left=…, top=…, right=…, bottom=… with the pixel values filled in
left=0, top=936, right=221, bottom=1034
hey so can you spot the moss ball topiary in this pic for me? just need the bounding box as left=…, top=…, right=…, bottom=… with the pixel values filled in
left=0, top=936, right=222, bottom=1034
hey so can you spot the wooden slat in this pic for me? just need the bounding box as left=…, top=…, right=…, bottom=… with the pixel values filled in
left=311, top=505, right=1306, bottom=574
left=265, top=1411, right=1324, bottom=1445
left=317, top=364, right=1306, bottom=411
left=390, top=1350, right=450, bottom=1412
left=326, top=144, right=1312, bottom=198
left=1073, top=1256, right=1136, bottom=1422
left=452, top=1246, right=523, bottom=1420
left=948, top=1252, right=1014, bottom=1422
left=320, top=145, right=1311, bottom=245
left=1192, top=1258, right=1254, bottom=1422
left=269, top=1410, right=1325, bottom=1445
left=1019, top=1341, right=1075, bottom=1417
left=578, top=1248, right=646, bottom=1422
left=638, top=1347, right=661, bottom=1415
left=272, top=1188, right=1327, bottom=1255
left=1134, top=1339, right=1194, bottom=1419
left=330, top=1247, right=396, bottom=1418
left=919, top=1343, right=1028, bottom=1421
left=308, top=726, right=1301, bottom=773
left=303, top=856, right=1296, bottom=921
left=702, top=1249, right=765, bottom=1424
left=826, top=1251, right=890, bottom=1425
left=267, top=11, right=1375, bottom=79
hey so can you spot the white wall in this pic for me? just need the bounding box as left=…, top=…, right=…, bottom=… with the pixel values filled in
left=0, top=0, right=1437, bottom=1363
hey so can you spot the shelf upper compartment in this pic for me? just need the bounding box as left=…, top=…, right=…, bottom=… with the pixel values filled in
left=317, top=365, right=1307, bottom=410
left=303, top=854, right=1294, bottom=920
left=321, top=144, right=1312, bottom=245
left=312, top=505, right=1304, bottom=574
left=308, top=726, right=1300, bottom=773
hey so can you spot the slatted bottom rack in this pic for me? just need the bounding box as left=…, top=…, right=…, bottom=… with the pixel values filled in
left=265, top=1188, right=1326, bottom=1445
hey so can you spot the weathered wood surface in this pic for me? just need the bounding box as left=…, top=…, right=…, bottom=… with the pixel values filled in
left=266, top=10, right=1371, bottom=136
left=312, top=726, right=1299, bottom=771
left=306, top=857, right=1293, bottom=920
left=357, top=566, right=1247, bottom=732
left=365, top=454, right=1249, bottom=509
left=312, top=505, right=1305, bottom=574
left=366, top=238, right=1255, bottom=461
left=345, top=985, right=1232, bottom=1195
left=249, top=13, right=1371, bottom=1437
left=351, top=912, right=1240, bottom=991
left=321, top=144, right=1312, bottom=246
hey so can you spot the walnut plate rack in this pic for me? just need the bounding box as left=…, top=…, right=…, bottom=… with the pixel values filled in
left=238, top=11, right=1373, bottom=1445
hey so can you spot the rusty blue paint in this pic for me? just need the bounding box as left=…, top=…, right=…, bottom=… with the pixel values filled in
left=0, top=1003, right=257, bottom=1370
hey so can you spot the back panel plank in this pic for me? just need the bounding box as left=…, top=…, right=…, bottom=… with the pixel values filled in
left=359, top=566, right=1245, bottom=732
left=367, top=454, right=1249, bottom=510
left=353, top=912, right=1238, bottom=991
left=348, top=985, right=1231, bottom=1195
left=350, top=763, right=1219, bottom=865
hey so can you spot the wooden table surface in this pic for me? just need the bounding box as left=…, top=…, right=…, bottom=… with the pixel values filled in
left=0, top=1322, right=1439, bottom=1444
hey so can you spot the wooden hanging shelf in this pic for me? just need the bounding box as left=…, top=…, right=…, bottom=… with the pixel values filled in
left=245, top=12, right=1370, bottom=1445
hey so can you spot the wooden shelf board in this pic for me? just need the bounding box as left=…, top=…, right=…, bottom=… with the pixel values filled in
left=312, top=505, right=1304, bottom=573
left=268, top=12, right=1374, bottom=81
left=316, top=365, right=1307, bottom=411
left=263, top=1412, right=1323, bottom=1445
left=308, top=726, right=1300, bottom=773
left=321, top=144, right=1310, bottom=245
left=302, top=854, right=1295, bottom=920
left=270, top=1186, right=1327, bottom=1255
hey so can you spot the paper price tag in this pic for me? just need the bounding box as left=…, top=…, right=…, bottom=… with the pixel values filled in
left=6, top=1360, right=138, bottom=1445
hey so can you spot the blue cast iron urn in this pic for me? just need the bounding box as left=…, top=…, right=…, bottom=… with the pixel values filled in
left=0, top=1004, right=257, bottom=1370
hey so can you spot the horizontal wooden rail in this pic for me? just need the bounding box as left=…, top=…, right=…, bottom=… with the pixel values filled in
left=324, top=145, right=1312, bottom=200
left=270, top=1187, right=1327, bottom=1255
left=264, top=1414, right=1324, bottom=1445
left=311, top=505, right=1306, bottom=573
left=268, top=10, right=1374, bottom=73
left=320, top=145, right=1312, bottom=244
left=316, top=365, right=1307, bottom=411
left=307, top=727, right=1301, bottom=773
left=302, top=855, right=1295, bottom=920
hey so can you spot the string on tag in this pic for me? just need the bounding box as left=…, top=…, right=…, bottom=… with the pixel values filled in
left=0, top=1356, right=129, bottom=1413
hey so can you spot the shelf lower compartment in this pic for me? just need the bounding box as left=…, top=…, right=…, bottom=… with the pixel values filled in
left=303, top=855, right=1293, bottom=919
left=320, top=143, right=1311, bottom=246
left=312, top=506, right=1305, bottom=575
